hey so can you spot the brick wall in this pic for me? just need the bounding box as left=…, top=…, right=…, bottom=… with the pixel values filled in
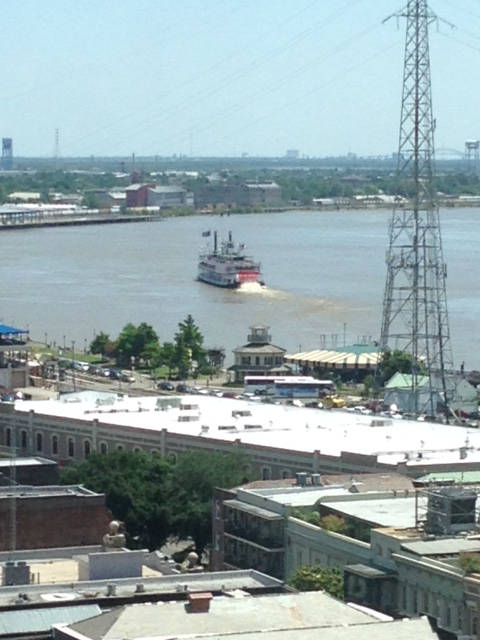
left=0, top=494, right=112, bottom=550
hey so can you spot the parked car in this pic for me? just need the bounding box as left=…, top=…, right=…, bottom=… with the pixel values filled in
left=176, top=383, right=188, bottom=393
left=88, top=365, right=104, bottom=376
left=72, top=361, right=89, bottom=372
left=120, top=371, right=135, bottom=383
left=158, top=381, right=174, bottom=391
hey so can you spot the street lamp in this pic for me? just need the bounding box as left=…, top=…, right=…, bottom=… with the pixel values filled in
left=72, top=340, right=76, bottom=392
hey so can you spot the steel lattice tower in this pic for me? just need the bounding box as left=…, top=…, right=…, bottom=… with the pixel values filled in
left=380, top=0, right=453, bottom=417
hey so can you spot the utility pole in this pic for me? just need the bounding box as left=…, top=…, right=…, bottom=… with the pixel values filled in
left=54, top=128, right=60, bottom=170
left=72, top=340, right=77, bottom=392
left=379, top=0, right=453, bottom=418
left=9, top=421, right=16, bottom=555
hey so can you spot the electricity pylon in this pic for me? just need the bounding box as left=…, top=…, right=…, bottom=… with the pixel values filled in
left=379, top=0, right=454, bottom=417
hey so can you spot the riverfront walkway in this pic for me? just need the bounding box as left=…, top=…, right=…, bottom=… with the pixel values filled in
left=0, top=209, right=163, bottom=230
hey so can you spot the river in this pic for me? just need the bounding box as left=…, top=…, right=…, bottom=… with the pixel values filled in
left=0, top=208, right=478, bottom=367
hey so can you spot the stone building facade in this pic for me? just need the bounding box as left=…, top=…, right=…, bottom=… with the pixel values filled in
left=212, top=478, right=480, bottom=639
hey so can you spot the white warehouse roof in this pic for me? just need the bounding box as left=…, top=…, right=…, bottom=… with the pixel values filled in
left=13, top=392, right=480, bottom=470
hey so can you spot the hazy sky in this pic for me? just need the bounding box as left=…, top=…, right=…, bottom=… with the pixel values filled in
left=2, top=0, right=479, bottom=158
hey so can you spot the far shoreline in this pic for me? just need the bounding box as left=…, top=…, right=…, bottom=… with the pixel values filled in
left=0, top=199, right=477, bottom=231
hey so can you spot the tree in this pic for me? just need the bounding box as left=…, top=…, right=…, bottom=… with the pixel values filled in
left=167, top=451, right=248, bottom=554
left=160, top=342, right=176, bottom=378
left=115, top=322, right=159, bottom=367
left=60, top=449, right=251, bottom=554
left=60, top=451, right=173, bottom=550
left=174, top=334, right=192, bottom=379
left=291, top=507, right=321, bottom=526
left=83, top=192, right=99, bottom=209
left=141, top=341, right=162, bottom=370
left=175, top=315, right=208, bottom=374
left=288, top=565, right=344, bottom=600
left=376, top=349, right=424, bottom=386
left=319, top=514, right=349, bottom=535
left=89, top=331, right=111, bottom=357
left=459, top=553, right=480, bottom=575
left=361, top=374, right=374, bottom=399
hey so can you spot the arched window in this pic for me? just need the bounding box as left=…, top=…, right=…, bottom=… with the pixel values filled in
left=282, top=469, right=291, bottom=479
left=116, top=444, right=124, bottom=452
left=5, top=428, right=11, bottom=448
left=151, top=448, right=159, bottom=456
left=51, top=435, right=58, bottom=455
left=68, top=438, right=75, bottom=457
left=167, top=452, right=177, bottom=465
left=262, top=466, right=271, bottom=480
left=20, top=430, right=27, bottom=449
left=133, top=447, right=142, bottom=453
left=100, top=442, right=108, bottom=455
left=241, top=463, right=251, bottom=484
left=36, top=432, right=43, bottom=452
left=84, top=440, right=91, bottom=458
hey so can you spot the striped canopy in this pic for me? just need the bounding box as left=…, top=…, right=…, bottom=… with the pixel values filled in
left=285, top=349, right=380, bottom=370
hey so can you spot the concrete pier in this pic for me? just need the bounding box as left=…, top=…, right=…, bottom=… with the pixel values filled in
left=0, top=210, right=163, bottom=230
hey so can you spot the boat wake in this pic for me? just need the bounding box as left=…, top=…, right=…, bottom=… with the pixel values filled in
left=236, top=282, right=343, bottom=311
left=237, top=282, right=268, bottom=294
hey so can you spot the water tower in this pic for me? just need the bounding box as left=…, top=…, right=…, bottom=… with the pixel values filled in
left=465, top=140, right=479, bottom=173
left=2, top=138, right=13, bottom=170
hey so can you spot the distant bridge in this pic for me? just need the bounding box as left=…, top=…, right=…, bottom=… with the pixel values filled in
left=436, top=147, right=466, bottom=158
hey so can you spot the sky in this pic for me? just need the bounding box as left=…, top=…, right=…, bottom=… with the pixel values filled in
left=1, top=0, right=479, bottom=158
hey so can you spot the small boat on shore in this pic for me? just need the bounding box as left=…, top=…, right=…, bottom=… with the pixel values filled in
left=197, top=231, right=263, bottom=288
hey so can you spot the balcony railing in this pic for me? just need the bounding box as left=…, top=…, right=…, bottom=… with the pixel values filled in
left=224, top=523, right=284, bottom=550
left=224, top=551, right=283, bottom=579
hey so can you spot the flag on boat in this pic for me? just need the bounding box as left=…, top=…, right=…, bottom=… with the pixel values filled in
left=202, top=230, right=211, bottom=237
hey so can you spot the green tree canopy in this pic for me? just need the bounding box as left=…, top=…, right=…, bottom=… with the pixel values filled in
left=376, top=348, right=425, bottom=386
left=168, top=451, right=248, bottom=553
left=459, top=553, right=480, bottom=575
left=160, top=342, right=177, bottom=377
left=288, top=565, right=344, bottom=600
left=115, top=322, right=159, bottom=366
left=89, top=331, right=111, bottom=357
left=174, top=315, right=208, bottom=374
left=60, top=451, right=173, bottom=549
left=60, top=449, right=250, bottom=554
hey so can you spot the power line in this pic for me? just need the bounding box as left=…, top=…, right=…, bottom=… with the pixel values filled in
left=65, top=1, right=366, bottom=155
left=140, top=22, right=392, bottom=156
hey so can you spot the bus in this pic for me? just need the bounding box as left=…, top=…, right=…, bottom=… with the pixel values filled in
left=244, top=376, right=335, bottom=398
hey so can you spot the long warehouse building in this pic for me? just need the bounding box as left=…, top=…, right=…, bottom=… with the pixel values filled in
left=0, top=391, right=478, bottom=478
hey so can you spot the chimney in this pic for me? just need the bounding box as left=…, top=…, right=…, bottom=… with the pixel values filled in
left=187, top=592, right=213, bottom=613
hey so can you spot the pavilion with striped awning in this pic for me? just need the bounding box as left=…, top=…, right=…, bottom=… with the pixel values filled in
left=285, top=344, right=380, bottom=379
